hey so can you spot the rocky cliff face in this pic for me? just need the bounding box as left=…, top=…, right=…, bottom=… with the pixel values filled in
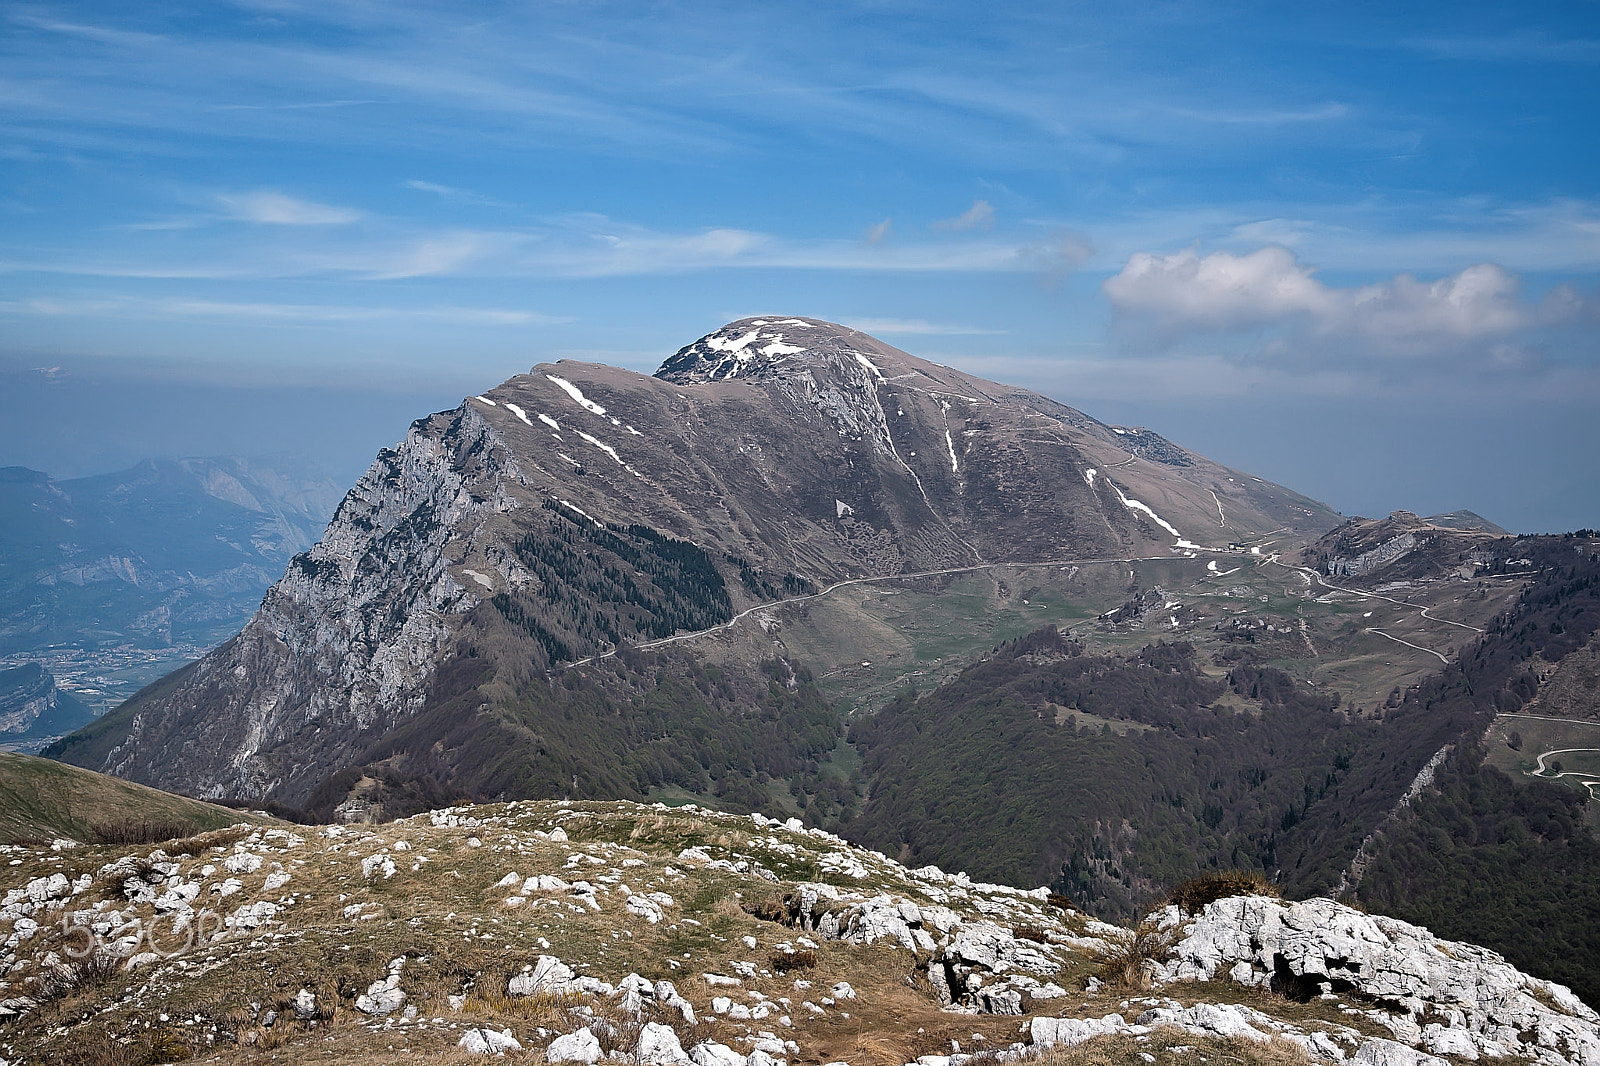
left=0, top=664, right=92, bottom=742
left=48, top=318, right=1340, bottom=808
left=68, top=408, right=519, bottom=800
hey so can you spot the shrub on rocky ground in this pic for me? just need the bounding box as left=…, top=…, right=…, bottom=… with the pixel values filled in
left=1094, top=918, right=1178, bottom=991
left=1167, top=871, right=1279, bottom=915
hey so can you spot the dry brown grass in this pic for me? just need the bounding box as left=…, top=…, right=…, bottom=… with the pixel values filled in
left=1167, top=871, right=1280, bottom=915
left=711, top=893, right=747, bottom=920
left=88, top=818, right=202, bottom=846
left=160, top=825, right=252, bottom=857
left=769, top=947, right=817, bottom=972
left=1093, top=917, right=1179, bottom=991
left=1036, top=1028, right=1312, bottom=1066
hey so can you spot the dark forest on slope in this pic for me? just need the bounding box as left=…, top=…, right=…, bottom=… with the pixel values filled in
left=297, top=598, right=844, bottom=825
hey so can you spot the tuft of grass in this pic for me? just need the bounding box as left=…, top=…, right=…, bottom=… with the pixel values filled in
left=160, top=825, right=251, bottom=857
left=742, top=892, right=793, bottom=924
left=1093, top=918, right=1178, bottom=991
left=769, top=947, right=817, bottom=973
left=1167, top=870, right=1280, bottom=915
left=1012, top=923, right=1049, bottom=943
left=139, top=1029, right=193, bottom=1063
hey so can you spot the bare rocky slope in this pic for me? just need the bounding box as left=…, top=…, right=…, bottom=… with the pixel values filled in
left=47, top=318, right=1338, bottom=812
left=0, top=797, right=1596, bottom=1066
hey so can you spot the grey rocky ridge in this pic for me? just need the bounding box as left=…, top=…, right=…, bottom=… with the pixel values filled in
left=46, top=317, right=1338, bottom=812
left=0, top=798, right=1595, bottom=1064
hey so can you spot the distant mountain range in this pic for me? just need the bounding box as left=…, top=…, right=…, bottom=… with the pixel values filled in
left=0, top=456, right=343, bottom=656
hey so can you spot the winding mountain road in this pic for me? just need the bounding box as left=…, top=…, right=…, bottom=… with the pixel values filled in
left=1530, top=747, right=1600, bottom=799
left=563, top=553, right=1170, bottom=668
left=1264, top=554, right=1484, bottom=664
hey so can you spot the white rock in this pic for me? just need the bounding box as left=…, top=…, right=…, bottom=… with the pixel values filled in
left=292, top=989, right=317, bottom=1020
left=830, top=982, right=856, bottom=1000
left=361, top=854, right=397, bottom=880
left=223, top=853, right=262, bottom=875
left=548, top=1027, right=604, bottom=1064
left=690, top=1041, right=748, bottom=1066
left=1351, top=1038, right=1450, bottom=1066
left=1137, top=1003, right=1273, bottom=1043
left=226, top=900, right=278, bottom=929
left=26, top=874, right=69, bottom=902
left=1422, top=1024, right=1478, bottom=1060
left=638, top=1022, right=691, bottom=1065
left=524, top=874, right=572, bottom=894
left=460, top=1027, right=523, bottom=1055
left=508, top=955, right=574, bottom=996
left=1031, top=1014, right=1130, bottom=1048
left=628, top=894, right=665, bottom=924
left=620, top=973, right=656, bottom=996
left=1156, top=895, right=1600, bottom=1064
left=355, top=979, right=406, bottom=1016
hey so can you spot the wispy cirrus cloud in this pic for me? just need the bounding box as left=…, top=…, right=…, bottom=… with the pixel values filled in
left=1405, top=32, right=1600, bottom=64
left=218, top=190, right=362, bottom=226
left=1159, top=102, right=1349, bottom=125
left=400, top=180, right=512, bottom=208
left=934, top=199, right=996, bottom=231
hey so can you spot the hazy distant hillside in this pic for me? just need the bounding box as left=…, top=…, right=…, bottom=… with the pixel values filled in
left=0, top=457, right=342, bottom=657
left=0, top=663, right=93, bottom=748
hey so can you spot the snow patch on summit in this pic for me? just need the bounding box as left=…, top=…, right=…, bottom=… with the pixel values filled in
left=1105, top=477, right=1184, bottom=541
left=656, top=320, right=826, bottom=382
left=546, top=374, right=607, bottom=416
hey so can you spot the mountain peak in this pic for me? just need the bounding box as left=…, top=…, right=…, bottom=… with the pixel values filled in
left=655, top=316, right=899, bottom=384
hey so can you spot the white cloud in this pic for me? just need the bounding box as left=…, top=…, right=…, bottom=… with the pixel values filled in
left=218, top=190, right=363, bottom=225
left=935, top=199, right=996, bottom=231
left=359, top=231, right=504, bottom=279
left=1103, top=246, right=1582, bottom=351
left=865, top=218, right=892, bottom=244
left=1104, top=246, right=1331, bottom=328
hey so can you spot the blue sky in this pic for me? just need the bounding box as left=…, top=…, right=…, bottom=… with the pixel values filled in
left=2, top=1, right=1597, bottom=530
